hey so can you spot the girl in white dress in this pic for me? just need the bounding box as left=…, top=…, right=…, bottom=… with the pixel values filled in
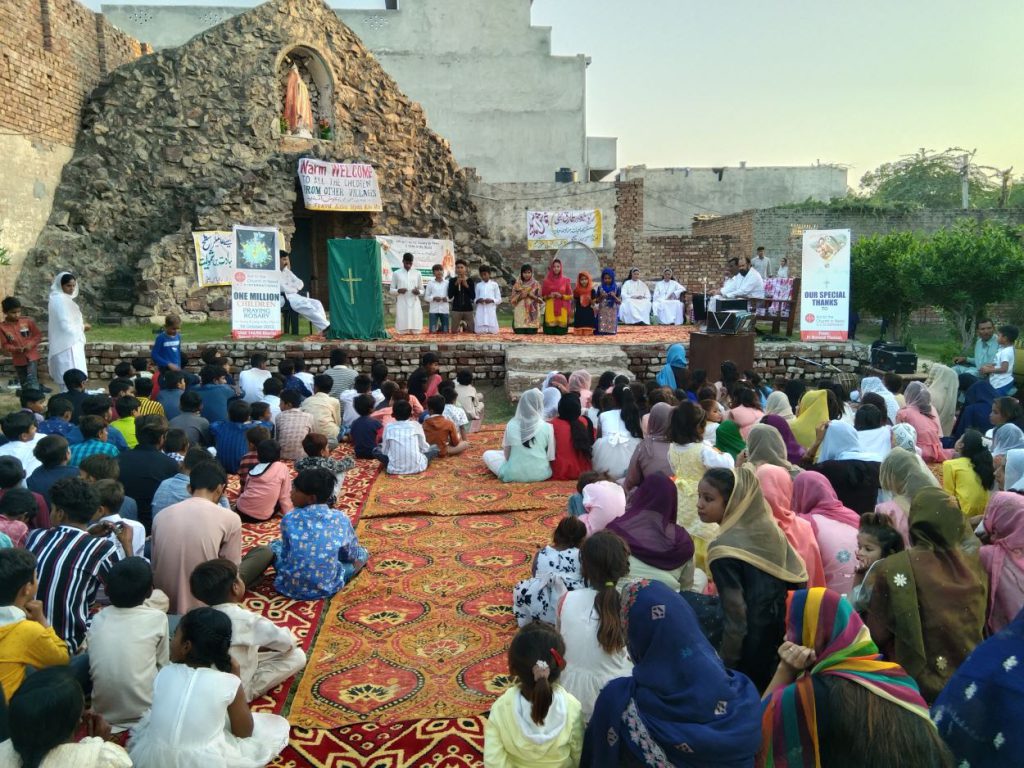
left=591, top=385, right=643, bottom=480
left=128, top=607, right=290, bottom=768
left=47, top=272, right=89, bottom=391
left=556, top=531, right=634, bottom=721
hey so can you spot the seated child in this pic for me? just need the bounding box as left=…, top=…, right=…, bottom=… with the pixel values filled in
left=249, top=402, right=275, bottom=437
left=235, top=439, right=293, bottom=522
left=190, top=558, right=306, bottom=701
left=484, top=622, right=582, bottom=767
left=26, top=477, right=133, bottom=653
left=377, top=400, right=438, bottom=474
left=163, top=428, right=189, bottom=465
left=0, top=296, right=44, bottom=391
left=0, top=410, right=43, bottom=475
left=261, top=376, right=283, bottom=419
left=850, top=512, right=906, bottom=612
left=27, top=434, right=79, bottom=506
left=37, top=396, right=74, bottom=437
left=278, top=358, right=311, bottom=400
left=0, top=455, right=49, bottom=529
left=133, top=356, right=154, bottom=379
left=439, top=382, right=471, bottom=439
left=134, top=376, right=165, bottom=417
left=152, top=446, right=231, bottom=517
left=0, top=487, right=34, bottom=546
left=126, top=607, right=290, bottom=767
left=170, top=390, right=212, bottom=448
left=211, top=399, right=253, bottom=474
left=238, top=425, right=271, bottom=489
left=566, top=470, right=612, bottom=518
left=294, top=432, right=356, bottom=505
left=156, top=370, right=186, bottom=420
left=0, top=548, right=70, bottom=699
left=350, top=394, right=383, bottom=460
left=62, top=368, right=90, bottom=423
left=19, top=387, right=45, bottom=424
left=108, top=375, right=134, bottom=401
left=275, top=389, right=315, bottom=461
left=69, top=414, right=120, bottom=466
left=455, top=369, right=485, bottom=433
left=80, top=453, right=139, bottom=522
left=110, top=396, right=141, bottom=448
left=369, top=381, right=399, bottom=427
left=94, top=479, right=147, bottom=557
left=422, top=395, right=470, bottom=458
left=340, top=374, right=375, bottom=435
left=87, top=557, right=170, bottom=732
left=513, top=516, right=586, bottom=626
left=246, top=468, right=368, bottom=600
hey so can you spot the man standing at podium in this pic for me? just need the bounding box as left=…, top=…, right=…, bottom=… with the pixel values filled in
left=390, top=252, right=424, bottom=334
left=709, top=255, right=764, bottom=312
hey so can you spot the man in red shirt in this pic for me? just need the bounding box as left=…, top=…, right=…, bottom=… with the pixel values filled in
left=0, top=297, right=46, bottom=392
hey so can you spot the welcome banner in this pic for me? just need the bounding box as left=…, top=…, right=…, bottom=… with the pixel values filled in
left=800, top=228, right=851, bottom=341
left=298, top=158, right=383, bottom=212
left=526, top=209, right=603, bottom=250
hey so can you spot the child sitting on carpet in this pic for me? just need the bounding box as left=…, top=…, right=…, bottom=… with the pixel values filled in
left=351, top=394, right=383, bottom=460
left=235, top=439, right=293, bottom=522
left=439, top=381, right=471, bottom=439
left=110, top=396, right=141, bottom=448
left=566, top=470, right=612, bottom=518
left=189, top=558, right=306, bottom=702
left=484, top=622, right=583, bottom=767
left=163, top=428, right=189, bottom=465
left=422, top=395, right=470, bottom=458
left=513, top=515, right=586, bottom=626
left=295, top=432, right=356, bottom=505
left=249, top=402, right=275, bottom=437
left=95, top=479, right=146, bottom=557
left=376, top=400, right=438, bottom=475
left=455, top=369, right=484, bottom=433
left=238, top=425, right=272, bottom=489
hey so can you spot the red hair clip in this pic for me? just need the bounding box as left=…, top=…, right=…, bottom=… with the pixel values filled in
left=550, top=648, right=565, bottom=669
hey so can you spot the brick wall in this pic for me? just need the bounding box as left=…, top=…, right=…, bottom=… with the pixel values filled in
left=0, top=0, right=148, bottom=145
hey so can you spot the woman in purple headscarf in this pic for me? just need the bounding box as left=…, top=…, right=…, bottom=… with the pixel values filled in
left=759, top=414, right=805, bottom=464
left=607, top=473, right=694, bottom=592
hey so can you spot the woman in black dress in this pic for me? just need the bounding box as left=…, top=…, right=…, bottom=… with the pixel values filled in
left=572, top=270, right=596, bottom=330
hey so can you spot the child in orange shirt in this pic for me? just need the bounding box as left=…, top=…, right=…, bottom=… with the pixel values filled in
left=422, top=396, right=470, bottom=458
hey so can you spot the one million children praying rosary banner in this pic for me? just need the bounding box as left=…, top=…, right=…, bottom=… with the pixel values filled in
left=231, top=225, right=282, bottom=340
left=800, top=228, right=851, bottom=342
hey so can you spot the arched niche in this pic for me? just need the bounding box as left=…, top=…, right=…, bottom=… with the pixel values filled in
left=277, top=45, right=336, bottom=139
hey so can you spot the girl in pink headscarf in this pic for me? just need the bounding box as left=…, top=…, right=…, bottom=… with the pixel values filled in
left=568, top=370, right=593, bottom=410
left=579, top=480, right=626, bottom=535
left=979, top=492, right=1024, bottom=633
left=792, top=471, right=860, bottom=595
left=757, top=464, right=827, bottom=588
left=896, top=381, right=948, bottom=463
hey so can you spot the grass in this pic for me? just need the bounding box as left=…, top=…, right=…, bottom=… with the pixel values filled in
left=858, top=319, right=960, bottom=364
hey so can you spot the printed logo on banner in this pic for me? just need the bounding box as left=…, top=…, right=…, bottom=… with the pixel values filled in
left=800, top=229, right=851, bottom=342
left=231, top=225, right=282, bottom=340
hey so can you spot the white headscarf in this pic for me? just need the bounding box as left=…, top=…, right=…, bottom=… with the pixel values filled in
left=765, top=390, right=796, bottom=422
left=542, top=387, right=562, bottom=420
left=992, top=424, right=1024, bottom=457
left=515, top=389, right=545, bottom=445
left=47, top=271, right=85, bottom=357
left=49, top=271, right=79, bottom=299
left=926, top=364, right=959, bottom=436
left=891, top=422, right=919, bottom=454
left=541, top=371, right=559, bottom=389
left=855, top=377, right=899, bottom=424
left=1004, top=449, right=1024, bottom=491
left=818, top=420, right=878, bottom=462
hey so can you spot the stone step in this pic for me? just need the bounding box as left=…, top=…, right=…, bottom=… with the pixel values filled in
left=505, top=343, right=633, bottom=401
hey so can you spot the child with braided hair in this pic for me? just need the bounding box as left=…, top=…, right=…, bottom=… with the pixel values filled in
left=484, top=622, right=583, bottom=767
left=127, top=607, right=289, bottom=767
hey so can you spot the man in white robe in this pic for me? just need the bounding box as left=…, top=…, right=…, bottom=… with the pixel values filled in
left=473, top=265, right=500, bottom=334
left=652, top=268, right=686, bottom=325
left=390, top=253, right=424, bottom=334
left=279, top=254, right=329, bottom=334
left=618, top=268, right=652, bottom=325
left=709, top=256, right=765, bottom=312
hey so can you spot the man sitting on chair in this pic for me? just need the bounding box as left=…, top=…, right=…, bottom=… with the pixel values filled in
left=279, top=253, right=329, bottom=336
left=652, top=268, right=686, bottom=325
left=709, top=255, right=764, bottom=312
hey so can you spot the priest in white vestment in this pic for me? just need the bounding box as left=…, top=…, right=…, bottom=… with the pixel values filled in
left=390, top=253, right=424, bottom=334
left=279, top=254, right=329, bottom=334
left=47, top=271, right=89, bottom=390
left=709, top=255, right=765, bottom=312
left=618, top=268, right=652, bottom=325
left=652, top=268, right=686, bottom=325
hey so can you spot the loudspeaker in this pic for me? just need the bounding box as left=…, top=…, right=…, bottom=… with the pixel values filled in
left=873, top=349, right=918, bottom=374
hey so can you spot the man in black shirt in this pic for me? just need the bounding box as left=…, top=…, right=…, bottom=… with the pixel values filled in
left=447, top=259, right=477, bottom=333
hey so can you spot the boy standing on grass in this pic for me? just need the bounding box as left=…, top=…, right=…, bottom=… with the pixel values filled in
left=0, top=297, right=45, bottom=392
left=151, top=314, right=182, bottom=373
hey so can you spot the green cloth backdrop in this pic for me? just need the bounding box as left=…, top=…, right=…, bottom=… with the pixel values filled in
left=327, top=239, right=389, bottom=340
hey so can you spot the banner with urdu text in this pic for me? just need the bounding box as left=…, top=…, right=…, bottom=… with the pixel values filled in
left=800, top=228, right=851, bottom=342
left=192, top=231, right=234, bottom=286
left=231, top=225, right=281, bottom=340
left=376, top=235, right=456, bottom=285
left=327, top=239, right=389, bottom=340
left=526, top=209, right=603, bottom=250
left=297, top=158, right=383, bottom=212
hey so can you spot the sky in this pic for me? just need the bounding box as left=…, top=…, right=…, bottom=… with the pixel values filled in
left=88, top=0, right=1024, bottom=189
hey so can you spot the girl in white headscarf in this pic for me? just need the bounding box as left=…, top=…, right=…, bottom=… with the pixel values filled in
left=764, top=391, right=796, bottom=422
left=926, top=364, right=959, bottom=436
left=47, top=272, right=89, bottom=391
left=482, top=389, right=555, bottom=482
left=1001, top=449, right=1024, bottom=491
left=855, top=377, right=899, bottom=424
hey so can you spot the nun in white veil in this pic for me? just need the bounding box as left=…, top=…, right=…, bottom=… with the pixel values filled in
left=47, top=272, right=89, bottom=391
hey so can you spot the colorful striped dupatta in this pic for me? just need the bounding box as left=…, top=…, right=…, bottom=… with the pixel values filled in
left=759, top=588, right=930, bottom=767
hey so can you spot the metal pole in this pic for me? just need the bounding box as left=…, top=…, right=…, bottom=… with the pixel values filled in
left=961, top=154, right=970, bottom=209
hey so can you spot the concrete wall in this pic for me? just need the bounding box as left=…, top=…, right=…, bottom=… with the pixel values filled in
left=102, top=0, right=592, bottom=183
left=619, top=165, right=849, bottom=235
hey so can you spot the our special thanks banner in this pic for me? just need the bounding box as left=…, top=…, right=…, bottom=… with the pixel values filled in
left=526, top=209, right=603, bottom=250
left=231, top=225, right=281, bottom=340
left=800, top=229, right=851, bottom=342
left=298, top=158, right=383, bottom=212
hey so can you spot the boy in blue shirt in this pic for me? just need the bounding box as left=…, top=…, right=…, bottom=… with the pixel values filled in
left=350, top=394, right=383, bottom=460
left=193, top=365, right=235, bottom=424
left=211, top=399, right=252, bottom=474
left=151, top=315, right=182, bottom=373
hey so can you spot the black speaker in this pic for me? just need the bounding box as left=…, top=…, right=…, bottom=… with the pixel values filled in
left=873, top=349, right=918, bottom=374
left=707, top=311, right=755, bottom=335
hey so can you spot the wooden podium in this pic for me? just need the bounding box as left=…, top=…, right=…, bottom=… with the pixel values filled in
left=689, top=332, right=756, bottom=378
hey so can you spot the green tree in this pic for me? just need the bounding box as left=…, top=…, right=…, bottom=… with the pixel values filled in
left=860, top=149, right=999, bottom=208
left=918, top=221, right=1024, bottom=349
left=851, top=231, right=925, bottom=341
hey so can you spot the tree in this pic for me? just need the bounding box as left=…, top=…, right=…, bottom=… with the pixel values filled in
left=851, top=231, right=925, bottom=341
left=860, top=148, right=999, bottom=208
left=918, top=221, right=1024, bottom=349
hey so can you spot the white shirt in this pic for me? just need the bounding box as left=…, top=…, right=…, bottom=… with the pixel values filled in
left=340, top=389, right=361, bottom=426
left=239, top=368, right=272, bottom=404
left=382, top=419, right=431, bottom=474
left=0, top=435, right=43, bottom=476
left=263, top=394, right=281, bottom=419
left=279, top=267, right=305, bottom=295
left=777, top=265, right=789, bottom=279
left=722, top=268, right=765, bottom=299
left=991, top=345, right=1016, bottom=389
left=213, top=602, right=298, bottom=699
left=751, top=255, right=771, bottom=278
left=423, top=278, right=450, bottom=314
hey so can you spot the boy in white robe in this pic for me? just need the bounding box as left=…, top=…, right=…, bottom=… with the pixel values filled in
left=279, top=254, right=329, bottom=334
left=390, top=253, right=424, bottom=334
left=652, top=268, right=686, bottom=325
left=473, top=265, right=500, bottom=334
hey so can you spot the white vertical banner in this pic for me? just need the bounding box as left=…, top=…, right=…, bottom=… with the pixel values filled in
left=800, top=229, right=851, bottom=341
left=231, top=225, right=282, bottom=340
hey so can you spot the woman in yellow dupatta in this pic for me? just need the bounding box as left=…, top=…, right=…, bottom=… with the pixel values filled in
left=791, top=389, right=829, bottom=450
